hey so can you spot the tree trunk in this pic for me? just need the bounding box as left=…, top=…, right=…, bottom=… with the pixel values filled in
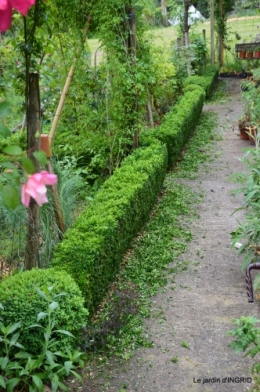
left=24, top=73, right=41, bottom=270
left=183, top=0, right=192, bottom=76
left=161, top=0, right=167, bottom=26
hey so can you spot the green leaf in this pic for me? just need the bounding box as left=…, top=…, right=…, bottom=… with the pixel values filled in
left=57, top=381, right=69, bottom=391
left=49, top=302, right=59, bottom=312
left=0, top=356, right=9, bottom=370
left=6, top=378, right=20, bottom=392
left=0, top=375, right=6, bottom=389
left=64, top=360, right=73, bottom=375
left=32, top=375, right=43, bottom=391
left=51, top=374, right=59, bottom=392
left=6, top=321, right=21, bottom=336
left=35, top=286, right=48, bottom=301
left=2, top=185, right=20, bottom=209
left=0, top=124, right=11, bottom=138
left=0, top=102, right=12, bottom=118
left=33, top=151, right=48, bottom=164
left=1, top=162, right=17, bottom=170
left=21, top=158, right=35, bottom=175
left=3, top=145, right=23, bottom=156
left=70, top=369, right=83, bottom=383
left=9, top=332, right=20, bottom=346
left=37, top=312, right=48, bottom=322
left=54, top=330, right=75, bottom=338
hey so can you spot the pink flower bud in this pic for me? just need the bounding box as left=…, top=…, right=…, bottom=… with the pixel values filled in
left=0, top=0, right=35, bottom=32
left=22, top=171, right=57, bottom=208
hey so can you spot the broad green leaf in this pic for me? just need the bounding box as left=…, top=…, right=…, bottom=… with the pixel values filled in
left=6, top=377, right=20, bottom=392
left=49, top=302, right=58, bottom=311
left=0, top=303, right=3, bottom=310
left=21, top=157, right=35, bottom=175
left=29, top=385, right=37, bottom=392
left=15, top=351, right=32, bottom=359
left=9, top=332, right=20, bottom=345
left=64, top=360, right=73, bottom=375
left=0, top=356, right=9, bottom=370
left=0, top=102, right=11, bottom=118
left=33, top=150, right=48, bottom=164
left=37, top=312, right=48, bottom=322
left=0, top=375, right=6, bottom=389
left=35, top=286, right=48, bottom=300
left=2, top=185, right=19, bottom=209
left=6, top=321, right=21, bottom=336
left=1, top=162, right=17, bottom=170
left=32, top=375, right=43, bottom=391
left=70, top=369, right=83, bottom=383
left=57, top=381, right=69, bottom=391
left=51, top=374, right=59, bottom=392
left=3, top=145, right=22, bottom=156
left=54, top=330, right=75, bottom=338
left=0, top=124, right=11, bottom=138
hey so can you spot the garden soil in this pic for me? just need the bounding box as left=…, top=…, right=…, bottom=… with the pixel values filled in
left=73, top=77, right=260, bottom=392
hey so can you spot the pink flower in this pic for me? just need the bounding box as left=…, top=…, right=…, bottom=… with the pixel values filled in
left=0, top=0, right=35, bottom=32
left=22, top=171, right=57, bottom=207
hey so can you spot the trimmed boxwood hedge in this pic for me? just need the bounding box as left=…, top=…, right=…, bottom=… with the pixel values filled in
left=0, top=268, right=88, bottom=354
left=51, top=141, right=168, bottom=312
left=51, top=68, right=218, bottom=314
left=184, top=66, right=219, bottom=99
left=140, top=86, right=205, bottom=167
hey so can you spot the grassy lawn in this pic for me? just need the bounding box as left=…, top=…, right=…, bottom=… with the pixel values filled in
left=87, top=15, right=260, bottom=68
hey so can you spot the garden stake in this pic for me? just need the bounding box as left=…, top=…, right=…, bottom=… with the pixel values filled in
left=246, top=262, right=260, bottom=302
left=40, top=134, right=65, bottom=238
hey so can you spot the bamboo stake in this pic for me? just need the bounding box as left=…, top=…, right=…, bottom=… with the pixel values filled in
left=49, top=15, right=91, bottom=146
left=40, top=134, right=65, bottom=238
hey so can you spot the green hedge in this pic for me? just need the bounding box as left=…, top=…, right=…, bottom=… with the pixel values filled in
left=140, top=87, right=205, bottom=167
left=51, top=141, right=168, bottom=312
left=0, top=268, right=88, bottom=354
left=184, top=66, right=219, bottom=98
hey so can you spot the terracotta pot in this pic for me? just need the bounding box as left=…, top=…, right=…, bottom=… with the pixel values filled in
left=247, top=51, right=254, bottom=59
left=239, top=127, right=250, bottom=140
left=245, top=126, right=257, bottom=144
left=239, top=51, right=246, bottom=59
left=255, top=50, right=260, bottom=59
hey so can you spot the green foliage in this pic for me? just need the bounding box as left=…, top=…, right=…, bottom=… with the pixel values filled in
left=184, top=66, right=219, bottom=98
left=0, top=269, right=88, bottom=354
left=82, top=111, right=217, bottom=362
left=140, top=87, right=205, bottom=167
left=0, top=287, right=85, bottom=392
left=51, top=141, right=168, bottom=312
left=227, top=316, right=260, bottom=374
left=230, top=143, right=260, bottom=271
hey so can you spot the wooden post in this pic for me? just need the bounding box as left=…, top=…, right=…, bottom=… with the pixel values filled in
left=177, top=37, right=182, bottom=48
left=202, top=29, right=206, bottom=71
left=218, top=0, right=224, bottom=67
left=25, top=73, right=41, bottom=270
left=210, top=0, right=215, bottom=66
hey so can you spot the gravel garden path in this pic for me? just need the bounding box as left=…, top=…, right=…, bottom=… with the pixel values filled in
left=78, top=77, right=260, bottom=392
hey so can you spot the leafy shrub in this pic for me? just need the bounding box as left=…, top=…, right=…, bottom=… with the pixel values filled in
left=184, top=66, right=219, bottom=98
left=0, top=286, right=85, bottom=392
left=0, top=268, right=88, bottom=354
left=51, top=141, right=168, bottom=313
left=140, top=87, right=205, bottom=167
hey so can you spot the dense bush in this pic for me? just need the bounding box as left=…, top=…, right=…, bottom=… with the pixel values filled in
left=184, top=66, right=219, bottom=98
left=140, top=86, right=205, bottom=167
left=51, top=141, right=168, bottom=313
left=0, top=268, right=88, bottom=354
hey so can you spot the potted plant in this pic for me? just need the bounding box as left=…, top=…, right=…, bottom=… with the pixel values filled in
left=255, top=47, right=260, bottom=59
left=238, top=116, right=250, bottom=140
left=247, top=49, right=254, bottom=59
left=239, top=50, right=246, bottom=59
